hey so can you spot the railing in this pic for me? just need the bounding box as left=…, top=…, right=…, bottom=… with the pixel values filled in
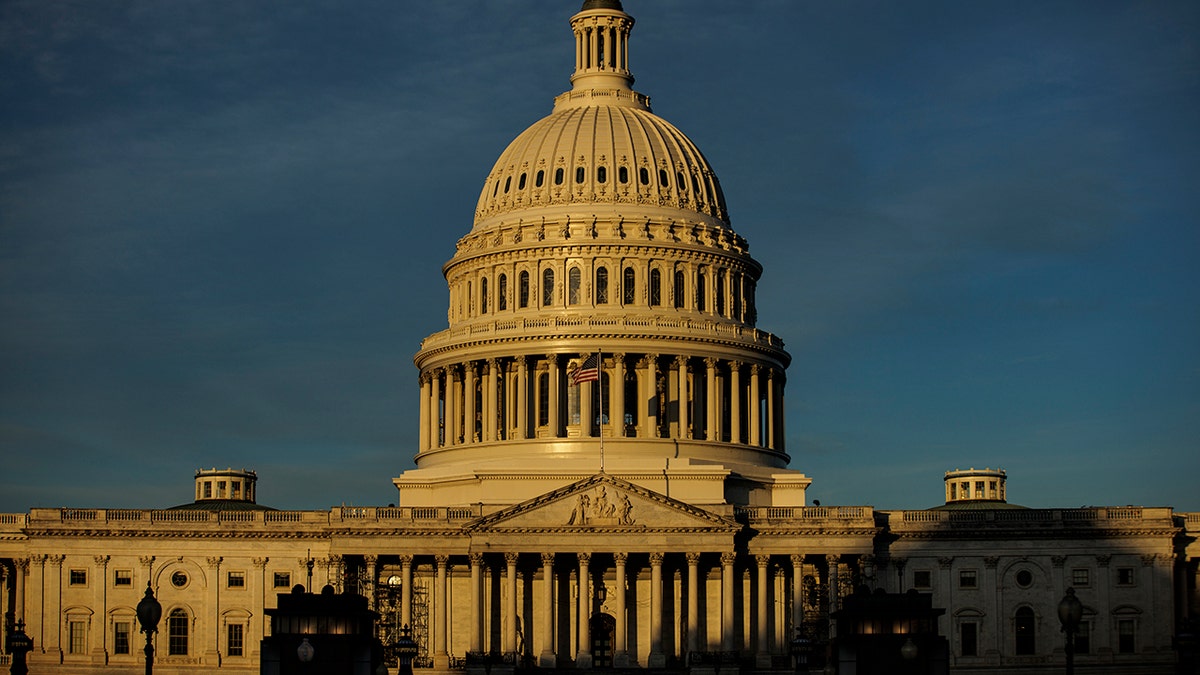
left=420, top=315, right=785, bottom=352
left=335, top=506, right=481, bottom=522
left=735, top=505, right=871, bottom=521
left=895, top=507, right=1167, bottom=527
left=0, top=513, right=28, bottom=526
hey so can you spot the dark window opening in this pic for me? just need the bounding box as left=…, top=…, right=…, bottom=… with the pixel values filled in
left=961, top=622, right=977, bottom=657
left=623, top=267, right=635, bottom=304
left=596, top=267, right=609, bottom=304
left=575, top=167, right=585, bottom=184
left=542, top=269, right=555, bottom=306
left=649, top=269, right=661, bottom=306
left=519, top=271, right=530, bottom=308
left=568, top=267, right=581, bottom=305
left=536, top=170, right=545, bottom=187
left=674, top=270, right=685, bottom=308
left=639, top=167, right=649, bottom=185
left=1015, top=607, right=1035, bottom=655
left=659, top=169, right=670, bottom=186
left=518, top=173, right=527, bottom=190
left=618, top=166, right=628, bottom=184
left=503, top=177, right=511, bottom=193
left=498, top=274, right=508, bottom=311
left=480, top=277, right=489, bottom=314
left=597, top=166, right=607, bottom=183
left=555, top=168, right=564, bottom=185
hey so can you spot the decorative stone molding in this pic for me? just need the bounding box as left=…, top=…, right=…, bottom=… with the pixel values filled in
left=937, top=557, right=954, bottom=570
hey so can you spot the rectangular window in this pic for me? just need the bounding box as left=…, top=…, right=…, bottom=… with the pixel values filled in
left=1075, top=621, right=1090, bottom=655
left=913, top=570, right=932, bottom=589
left=959, top=570, right=978, bottom=589
left=1118, top=619, right=1135, bottom=653
left=114, top=621, right=131, bottom=655
left=961, top=481, right=970, bottom=498
left=950, top=483, right=957, bottom=499
left=1072, top=568, right=1090, bottom=587
left=960, top=621, right=978, bottom=656
left=168, top=613, right=188, bottom=656
left=975, top=481, right=985, bottom=496
left=114, top=569, right=133, bottom=587
left=273, top=572, right=291, bottom=589
left=69, top=620, right=87, bottom=654
left=227, top=571, right=245, bottom=588
left=1117, top=567, right=1135, bottom=586
left=227, top=623, right=244, bottom=657
left=231, top=481, right=241, bottom=498
left=203, top=481, right=212, bottom=498
left=69, top=569, right=87, bottom=586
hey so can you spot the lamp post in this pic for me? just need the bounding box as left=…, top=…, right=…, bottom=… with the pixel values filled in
left=135, top=582, right=162, bottom=675
left=789, top=629, right=811, bottom=674
left=1058, top=587, right=1083, bottom=675
left=5, top=619, right=33, bottom=675
left=395, top=624, right=419, bottom=675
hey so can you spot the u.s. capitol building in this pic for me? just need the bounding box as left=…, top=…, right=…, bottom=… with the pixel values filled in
left=1, top=2, right=1196, bottom=673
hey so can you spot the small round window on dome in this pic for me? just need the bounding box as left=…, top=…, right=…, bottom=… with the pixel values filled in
left=172, top=571, right=188, bottom=588
left=1015, top=570, right=1033, bottom=588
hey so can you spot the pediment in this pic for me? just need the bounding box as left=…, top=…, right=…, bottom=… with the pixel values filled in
left=466, top=473, right=738, bottom=533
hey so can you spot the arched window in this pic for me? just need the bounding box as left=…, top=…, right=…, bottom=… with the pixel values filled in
left=535, top=170, right=545, bottom=187
left=595, top=267, right=609, bottom=304
left=503, top=177, right=511, bottom=193
left=732, top=272, right=742, bottom=320
left=568, top=267, right=581, bottom=305
left=555, top=168, right=564, bottom=185
left=518, top=173, right=527, bottom=190
left=649, top=269, right=662, bottom=306
left=575, top=167, right=585, bottom=184
left=639, top=167, right=650, bottom=185
left=622, top=267, right=636, bottom=305
left=696, top=269, right=706, bottom=311
left=519, top=271, right=530, bottom=308
left=168, top=608, right=189, bottom=656
left=673, top=270, right=685, bottom=309
left=480, top=277, right=488, bottom=314
left=597, top=166, right=607, bottom=184
left=1014, top=607, right=1035, bottom=655
left=542, top=269, right=555, bottom=306
left=467, top=281, right=473, bottom=316
left=677, top=171, right=686, bottom=190
left=498, top=274, right=508, bottom=311
left=618, top=166, right=628, bottom=184
left=659, top=168, right=670, bottom=187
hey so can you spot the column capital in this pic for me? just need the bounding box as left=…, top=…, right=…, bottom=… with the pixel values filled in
left=16, top=558, right=30, bottom=573
left=729, top=359, right=743, bottom=371
left=49, top=554, right=65, bottom=567
left=649, top=552, right=664, bottom=566
left=891, top=557, right=907, bottom=570
left=1095, top=554, right=1111, bottom=567
left=138, top=555, right=155, bottom=567
left=578, top=552, right=591, bottom=565
left=505, top=552, right=520, bottom=565
left=470, top=553, right=485, bottom=566
left=825, top=554, right=842, bottom=565
left=611, top=352, right=626, bottom=362
left=206, top=556, right=223, bottom=569
left=253, top=557, right=270, bottom=569
left=638, top=354, right=658, bottom=368
left=363, top=555, right=378, bottom=566
left=721, top=552, right=737, bottom=566
left=790, top=553, right=806, bottom=567
left=937, top=556, right=954, bottom=570
left=686, top=552, right=701, bottom=565
left=400, top=554, right=414, bottom=566
left=755, top=554, right=770, bottom=568
left=1141, top=553, right=1158, bottom=567
left=541, top=553, right=555, bottom=566
left=984, top=556, right=1000, bottom=569
left=704, top=356, right=718, bottom=368
left=435, top=554, right=450, bottom=566
left=674, top=354, right=688, bottom=369
left=93, top=555, right=110, bottom=567
left=750, top=363, right=762, bottom=376
left=614, top=552, right=628, bottom=565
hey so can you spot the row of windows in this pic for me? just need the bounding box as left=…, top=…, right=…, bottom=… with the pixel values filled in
left=463, top=265, right=755, bottom=322
left=64, top=568, right=295, bottom=589
left=912, top=566, right=1138, bottom=590
left=197, top=479, right=253, bottom=500
left=958, top=614, right=1138, bottom=657
left=66, top=615, right=248, bottom=658
left=949, top=479, right=1003, bottom=500
left=491, top=165, right=704, bottom=199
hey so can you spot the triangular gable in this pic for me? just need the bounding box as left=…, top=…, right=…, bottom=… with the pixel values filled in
left=465, top=473, right=739, bottom=533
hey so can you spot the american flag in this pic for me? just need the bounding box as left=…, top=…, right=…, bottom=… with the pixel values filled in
left=569, top=353, right=600, bottom=385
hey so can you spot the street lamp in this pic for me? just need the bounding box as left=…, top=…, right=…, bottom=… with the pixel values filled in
left=135, top=582, right=162, bottom=675
left=5, top=619, right=34, bottom=675
left=1058, top=587, right=1083, bottom=675
left=789, top=629, right=811, bottom=673
left=395, top=624, right=420, bottom=675
left=297, top=636, right=315, bottom=663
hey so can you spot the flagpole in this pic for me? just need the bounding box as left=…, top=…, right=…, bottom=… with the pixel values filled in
left=598, top=348, right=605, bottom=472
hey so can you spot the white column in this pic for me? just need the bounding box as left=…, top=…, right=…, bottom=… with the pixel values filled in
left=576, top=553, right=592, bottom=667
left=434, top=555, right=449, bottom=668
left=756, top=555, right=771, bottom=666
left=505, top=553, right=519, bottom=656
left=364, top=555, right=378, bottom=611
left=649, top=553, right=665, bottom=667
left=447, top=367, right=459, bottom=446
left=429, top=370, right=442, bottom=448
left=470, top=554, right=483, bottom=654
left=485, top=359, right=498, bottom=442
left=721, top=553, right=736, bottom=653
left=639, top=355, right=657, bottom=438
left=401, top=555, right=413, bottom=629
left=419, top=373, right=431, bottom=452
left=766, top=368, right=777, bottom=450
left=540, top=553, right=556, bottom=668
left=611, top=353, right=626, bottom=436
left=729, top=361, right=742, bottom=444
left=749, top=364, right=762, bottom=447
left=686, top=553, right=700, bottom=654
left=549, top=355, right=561, bottom=436
left=705, top=358, right=718, bottom=441
left=614, top=553, right=629, bottom=666
left=580, top=355, right=594, bottom=437
left=676, top=356, right=689, bottom=438
left=517, top=356, right=529, bottom=440
left=464, top=362, right=477, bottom=443
left=790, top=554, right=805, bottom=641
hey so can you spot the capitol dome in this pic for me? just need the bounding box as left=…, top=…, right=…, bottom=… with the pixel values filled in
left=402, top=1, right=806, bottom=510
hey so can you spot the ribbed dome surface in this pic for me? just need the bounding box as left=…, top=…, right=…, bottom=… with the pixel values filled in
left=473, top=104, right=729, bottom=229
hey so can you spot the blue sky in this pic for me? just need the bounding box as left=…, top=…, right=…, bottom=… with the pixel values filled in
left=1, top=0, right=1196, bottom=512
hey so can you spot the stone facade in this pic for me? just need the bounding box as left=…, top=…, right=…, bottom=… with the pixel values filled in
left=0, top=2, right=1196, bottom=674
